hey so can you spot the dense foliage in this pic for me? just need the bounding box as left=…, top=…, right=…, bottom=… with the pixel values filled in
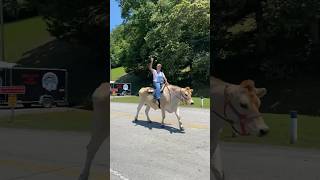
left=213, top=0, right=320, bottom=81
left=32, top=0, right=107, bottom=54
left=213, top=0, right=320, bottom=114
left=4, top=0, right=37, bottom=22
left=111, top=0, right=210, bottom=85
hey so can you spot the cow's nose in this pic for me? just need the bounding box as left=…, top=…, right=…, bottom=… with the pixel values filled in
left=259, top=128, right=269, bottom=137
left=191, top=101, right=194, bottom=105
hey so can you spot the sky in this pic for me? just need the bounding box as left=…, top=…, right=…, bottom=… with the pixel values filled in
left=110, top=0, right=123, bottom=32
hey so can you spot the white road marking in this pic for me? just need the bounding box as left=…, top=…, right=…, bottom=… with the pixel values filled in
left=110, top=168, right=130, bottom=180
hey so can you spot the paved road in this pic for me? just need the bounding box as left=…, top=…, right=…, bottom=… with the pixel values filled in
left=110, top=102, right=210, bottom=180
left=0, top=107, right=84, bottom=117
left=2, top=105, right=319, bottom=180
left=220, top=142, right=320, bottom=180
left=0, top=108, right=107, bottom=180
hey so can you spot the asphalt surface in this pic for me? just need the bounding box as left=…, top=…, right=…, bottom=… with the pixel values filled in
left=1, top=105, right=319, bottom=180
left=220, top=142, right=320, bottom=180
left=0, top=107, right=80, bottom=117
left=0, top=108, right=107, bottom=180
left=110, top=102, right=210, bottom=180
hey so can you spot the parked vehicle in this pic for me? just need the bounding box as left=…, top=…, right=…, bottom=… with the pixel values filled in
left=0, top=66, right=68, bottom=108
left=110, top=82, right=132, bottom=96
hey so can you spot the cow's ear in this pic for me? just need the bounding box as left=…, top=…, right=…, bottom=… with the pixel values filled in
left=185, top=87, right=190, bottom=90
left=240, top=80, right=255, bottom=91
left=256, top=88, right=267, bottom=98
left=190, top=89, right=193, bottom=93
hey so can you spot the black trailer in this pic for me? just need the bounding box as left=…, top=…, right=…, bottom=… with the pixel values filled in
left=0, top=67, right=68, bottom=108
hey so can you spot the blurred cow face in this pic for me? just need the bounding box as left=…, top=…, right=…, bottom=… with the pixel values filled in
left=226, top=80, right=269, bottom=136
left=181, top=87, right=194, bottom=105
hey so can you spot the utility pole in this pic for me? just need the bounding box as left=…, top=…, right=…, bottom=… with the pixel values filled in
left=0, top=0, right=4, bottom=62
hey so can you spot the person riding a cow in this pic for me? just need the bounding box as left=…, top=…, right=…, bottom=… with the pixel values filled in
left=148, top=56, right=168, bottom=108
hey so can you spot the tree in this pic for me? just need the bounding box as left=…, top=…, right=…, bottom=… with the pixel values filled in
left=4, top=0, right=37, bottom=22
left=212, top=0, right=320, bottom=80
left=29, top=0, right=109, bottom=105
left=113, top=0, right=210, bottom=85
left=32, top=0, right=107, bottom=58
left=110, top=25, right=128, bottom=68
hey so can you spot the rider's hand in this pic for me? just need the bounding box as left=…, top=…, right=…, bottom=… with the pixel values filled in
left=150, top=57, right=154, bottom=62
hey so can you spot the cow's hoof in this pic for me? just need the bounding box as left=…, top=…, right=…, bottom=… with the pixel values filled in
left=148, top=120, right=152, bottom=123
left=180, top=127, right=185, bottom=131
left=161, top=124, right=165, bottom=128
left=134, top=118, right=138, bottom=122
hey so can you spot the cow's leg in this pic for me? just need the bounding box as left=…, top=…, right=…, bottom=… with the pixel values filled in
left=212, top=143, right=225, bottom=180
left=79, top=86, right=108, bottom=180
left=174, top=108, right=184, bottom=131
left=79, top=130, right=107, bottom=180
left=145, top=105, right=151, bottom=122
left=212, top=123, right=225, bottom=180
left=161, top=108, right=166, bottom=128
left=134, top=100, right=144, bottom=121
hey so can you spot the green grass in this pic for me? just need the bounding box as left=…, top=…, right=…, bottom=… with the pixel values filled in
left=220, top=113, right=320, bottom=149
left=4, top=16, right=54, bottom=62
left=111, top=67, right=127, bottom=81
left=111, top=96, right=210, bottom=109
left=0, top=110, right=92, bottom=132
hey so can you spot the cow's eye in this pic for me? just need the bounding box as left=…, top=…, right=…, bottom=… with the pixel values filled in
left=240, top=103, right=248, bottom=109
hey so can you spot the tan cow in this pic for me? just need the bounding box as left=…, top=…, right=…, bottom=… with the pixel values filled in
left=79, top=82, right=109, bottom=180
left=211, top=77, right=269, bottom=180
left=134, top=84, right=194, bottom=131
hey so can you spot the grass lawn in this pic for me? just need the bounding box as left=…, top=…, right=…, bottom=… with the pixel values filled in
left=220, top=113, right=320, bottom=149
left=111, top=67, right=127, bottom=81
left=111, top=96, right=210, bottom=109
left=4, top=16, right=54, bottom=62
left=0, top=110, right=92, bottom=132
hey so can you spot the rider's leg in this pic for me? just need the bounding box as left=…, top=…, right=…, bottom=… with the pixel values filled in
left=155, top=83, right=161, bottom=99
left=154, top=82, right=161, bottom=108
left=153, top=82, right=158, bottom=99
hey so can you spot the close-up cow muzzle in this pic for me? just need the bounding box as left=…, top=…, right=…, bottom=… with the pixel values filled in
left=190, top=100, right=194, bottom=105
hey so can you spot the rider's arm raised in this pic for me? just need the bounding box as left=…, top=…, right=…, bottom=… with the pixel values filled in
left=148, top=57, right=154, bottom=72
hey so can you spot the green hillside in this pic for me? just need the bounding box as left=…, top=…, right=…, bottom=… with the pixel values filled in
left=111, top=67, right=126, bottom=81
left=4, top=16, right=54, bottom=62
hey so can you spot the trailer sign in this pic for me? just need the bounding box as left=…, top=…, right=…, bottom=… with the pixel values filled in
left=110, top=82, right=132, bottom=96
left=0, top=86, right=26, bottom=94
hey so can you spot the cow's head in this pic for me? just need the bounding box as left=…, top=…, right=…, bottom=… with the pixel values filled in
left=181, top=87, right=194, bottom=105
left=225, top=80, right=269, bottom=137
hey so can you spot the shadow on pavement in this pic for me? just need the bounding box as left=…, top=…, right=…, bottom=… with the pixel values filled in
left=132, top=120, right=185, bottom=134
